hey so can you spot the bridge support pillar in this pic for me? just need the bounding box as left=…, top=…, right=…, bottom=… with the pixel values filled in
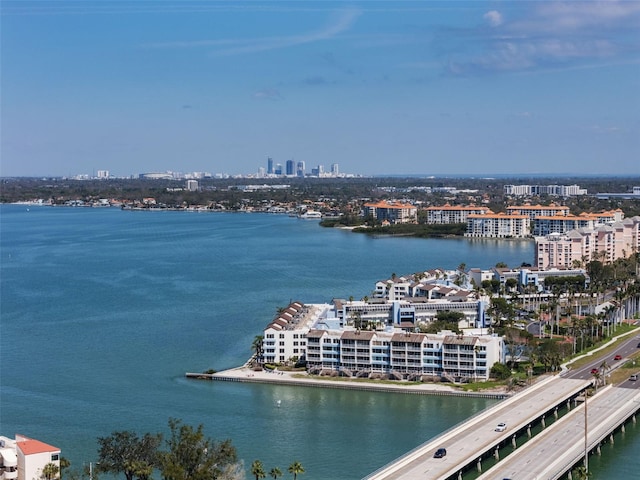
left=542, top=415, right=546, bottom=428
left=632, top=414, right=636, bottom=424
left=568, top=470, right=572, bottom=480
left=458, top=470, right=462, bottom=480
left=567, top=399, right=571, bottom=411
left=554, top=407, right=558, bottom=419
left=477, top=458, right=482, bottom=473
left=527, top=424, right=532, bottom=438
left=512, top=435, right=517, bottom=449
left=494, top=447, right=500, bottom=460
left=622, top=423, right=625, bottom=433
left=610, top=433, right=614, bottom=444
left=597, top=444, right=601, bottom=455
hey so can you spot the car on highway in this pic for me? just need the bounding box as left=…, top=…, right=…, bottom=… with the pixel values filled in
left=630, top=374, right=638, bottom=381
left=591, top=368, right=599, bottom=374
left=495, top=422, right=507, bottom=432
left=434, top=448, right=447, bottom=458
left=614, top=354, right=622, bottom=360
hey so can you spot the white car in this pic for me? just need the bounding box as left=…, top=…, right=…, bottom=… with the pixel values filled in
left=495, top=422, right=507, bottom=432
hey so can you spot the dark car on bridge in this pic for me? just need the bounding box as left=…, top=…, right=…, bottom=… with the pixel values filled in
left=434, top=448, right=447, bottom=458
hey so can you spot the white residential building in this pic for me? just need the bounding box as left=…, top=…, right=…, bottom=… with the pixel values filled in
left=305, top=328, right=503, bottom=382
left=506, top=204, right=569, bottom=220
left=425, top=204, right=493, bottom=224
left=465, top=213, right=530, bottom=238
left=504, top=184, right=587, bottom=197
left=261, top=293, right=499, bottom=380
left=0, top=435, right=61, bottom=480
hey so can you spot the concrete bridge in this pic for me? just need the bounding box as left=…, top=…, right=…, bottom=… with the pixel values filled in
left=363, top=376, right=592, bottom=480
left=364, top=332, right=640, bottom=480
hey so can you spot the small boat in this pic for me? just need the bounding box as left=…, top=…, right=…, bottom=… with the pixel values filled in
left=298, top=210, right=322, bottom=219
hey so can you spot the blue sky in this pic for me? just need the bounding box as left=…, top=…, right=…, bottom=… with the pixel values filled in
left=2, top=0, right=639, bottom=177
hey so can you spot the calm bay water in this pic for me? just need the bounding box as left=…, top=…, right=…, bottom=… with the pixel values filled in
left=1, top=204, right=638, bottom=479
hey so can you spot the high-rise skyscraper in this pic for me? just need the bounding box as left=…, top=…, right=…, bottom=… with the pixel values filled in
left=275, top=164, right=283, bottom=175
left=285, top=160, right=295, bottom=176
left=296, top=161, right=305, bottom=177
left=267, top=157, right=274, bottom=175
left=331, top=163, right=339, bottom=176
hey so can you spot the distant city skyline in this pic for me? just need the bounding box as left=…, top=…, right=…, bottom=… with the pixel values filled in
left=2, top=1, right=639, bottom=177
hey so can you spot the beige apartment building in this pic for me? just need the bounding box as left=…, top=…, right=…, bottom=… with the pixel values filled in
left=535, top=217, right=640, bottom=268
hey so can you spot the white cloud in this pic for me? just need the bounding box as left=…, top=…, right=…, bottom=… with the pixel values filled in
left=449, top=0, right=640, bottom=75
left=483, top=10, right=503, bottom=27
left=144, top=8, right=361, bottom=56
left=253, top=89, right=283, bottom=101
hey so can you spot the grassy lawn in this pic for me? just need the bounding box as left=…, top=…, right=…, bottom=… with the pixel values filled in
left=565, top=324, right=640, bottom=371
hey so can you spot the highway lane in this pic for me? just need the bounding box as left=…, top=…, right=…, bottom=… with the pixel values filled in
left=364, top=377, right=589, bottom=480
left=476, top=384, right=640, bottom=480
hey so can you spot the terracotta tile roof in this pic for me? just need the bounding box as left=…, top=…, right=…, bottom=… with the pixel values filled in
left=17, top=438, right=60, bottom=455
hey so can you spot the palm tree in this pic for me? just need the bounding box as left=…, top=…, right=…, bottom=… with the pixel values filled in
left=252, top=335, right=264, bottom=366
left=41, top=463, right=59, bottom=480
left=269, top=467, right=282, bottom=479
left=599, top=359, right=610, bottom=385
left=251, top=460, right=266, bottom=480
left=288, top=461, right=305, bottom=480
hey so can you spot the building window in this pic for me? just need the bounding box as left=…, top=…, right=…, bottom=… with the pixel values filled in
left=51, top=454, right=59, bottom=461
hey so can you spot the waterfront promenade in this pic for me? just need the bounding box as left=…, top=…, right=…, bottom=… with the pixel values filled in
left=187, top=366, right=509, bottom=398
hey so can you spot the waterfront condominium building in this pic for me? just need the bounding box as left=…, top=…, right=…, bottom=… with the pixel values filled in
left=261, top=288, right=500, bottom=381
left=425, top=204, right=493, bottom=224
left=506, top=204, right=569, bottom=220
left=0, top=435, right=61, bottom=480
left=363, top=200, right=418, bottom=224
left=305, top=328, right=503, bottom=382
left=535, top=216, right=640, bottom=269
left=465, top=213, right=530, bottom=238
left=468, top=266, right=589, bottom=293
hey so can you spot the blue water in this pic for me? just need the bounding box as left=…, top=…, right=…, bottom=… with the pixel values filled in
left=1, top=205, right=637, bottom=479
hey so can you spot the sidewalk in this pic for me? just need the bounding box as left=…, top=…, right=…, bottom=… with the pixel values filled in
left=189, top=366, right=510, bottom=399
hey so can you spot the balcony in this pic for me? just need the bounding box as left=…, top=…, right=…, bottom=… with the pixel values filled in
left=3, top=470, right=18, bottom=480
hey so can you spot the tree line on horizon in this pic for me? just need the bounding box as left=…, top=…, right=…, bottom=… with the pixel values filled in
left=2, top=176, right=640, bottom=219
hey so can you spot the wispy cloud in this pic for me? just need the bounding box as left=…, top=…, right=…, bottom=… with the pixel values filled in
left=253, top=88, right=283, bottom=101
left=446, top=0, right=640, bottom=75
left=145, top=8, right=361, bottom=56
